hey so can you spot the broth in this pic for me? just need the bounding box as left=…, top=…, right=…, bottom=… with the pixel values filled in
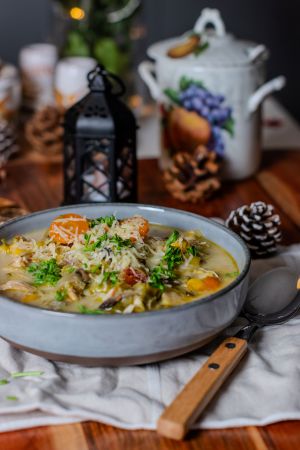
left=0, top=214, right=239, bottom=314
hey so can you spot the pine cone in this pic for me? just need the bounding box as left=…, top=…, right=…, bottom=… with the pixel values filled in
left=163, top=145, right=221, bottom=202
left=226, top=201, right=282, bottom=258
left=0, top=197, right=27, bottom=225
left=0, top=119, right=18, bottom=167
left=25, top=106, right=64, bottom=155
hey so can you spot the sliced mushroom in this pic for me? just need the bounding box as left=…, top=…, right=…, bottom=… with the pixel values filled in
left=76, top=268, right=90, bottom=283
left=100, top=295, right=122, bottom=310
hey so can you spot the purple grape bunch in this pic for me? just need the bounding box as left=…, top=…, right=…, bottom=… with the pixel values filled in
left=179, top=83, right=233, bottom=156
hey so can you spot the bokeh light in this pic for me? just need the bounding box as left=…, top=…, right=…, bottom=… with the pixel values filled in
left=70, top=7, right=85, bottom=20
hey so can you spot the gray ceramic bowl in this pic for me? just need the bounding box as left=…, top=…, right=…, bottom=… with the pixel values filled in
left=0, top=204, right=250, bottom=366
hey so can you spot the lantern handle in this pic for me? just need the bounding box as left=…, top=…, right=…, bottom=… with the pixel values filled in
left=87, top=65, right=126, bottom=97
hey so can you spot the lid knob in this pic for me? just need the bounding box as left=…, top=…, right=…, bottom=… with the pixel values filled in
left=194, top=8, right=226, bottom=37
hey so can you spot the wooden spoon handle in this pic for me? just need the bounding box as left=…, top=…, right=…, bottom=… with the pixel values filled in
left=157, top=337, right=248, bottom=440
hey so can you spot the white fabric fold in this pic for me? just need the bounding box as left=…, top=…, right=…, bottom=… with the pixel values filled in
left=0, top=244, right=299, bottom=432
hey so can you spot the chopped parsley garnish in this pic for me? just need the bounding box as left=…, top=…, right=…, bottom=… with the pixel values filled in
left=11, top=371, right=44, bottom=378
left=55, top=288, right=67, bottom=302
left=6, top=396, right=18, bottom=401
left=163, top=245, right=183, bottom=270
left=78, top=305, right=104, bottom=314
left=149, top=230, right=183, bottom=290
left=165, top=230, right=180, bottom=247
left=149, top=265, right=174, bottom=290
left=84, top=232, right=108, bottom=251
left=84, top=232, right=132, bottom=252
left=103, top=271, right=119, bottom=285
left=90, top=215, right=116, bottom=228
left=224, top=271, right=239, bottom=278
left=84, top=233, right=91, bottom=245
left=110, top=235, right=132, bottom=251
left=0, top=379, right=8, bottom=385
left=28, top=259, right=61, bottom=286
left=187, top=245, right=200, bottom=256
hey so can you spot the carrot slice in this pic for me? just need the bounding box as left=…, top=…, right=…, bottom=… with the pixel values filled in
left=49, top=213, right=89, bottom=244
left=138, top=218, right=149, bottom=237
left=203, top=276, right=221, bottom=290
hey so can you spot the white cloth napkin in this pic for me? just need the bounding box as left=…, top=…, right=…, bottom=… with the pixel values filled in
left=0, top=244, right=300, bottom=433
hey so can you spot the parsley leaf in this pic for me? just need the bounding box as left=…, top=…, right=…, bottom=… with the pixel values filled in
left=55, top=288, right=67, bottom=302
left=187, top=245, right=200, bottom=256
left=28, top=259, right=61, bottom=286
left=224, top=271, right=239, bottom=278
left=149, top=230, right=185, bottom=290
left=103, top=271, right=119, bottom=285
left=110, top=235, right=132, bottom=251
left=166, top=230, right=180, bottom=247
left=78, top=305, right=104, bottom=315
left=163, top=246, right=183, bottom=270
left=90, top=215, right=116, bottom=228
left=149, top=265, right=174, bottom=290
left=84, top=232, right=108, bottom=251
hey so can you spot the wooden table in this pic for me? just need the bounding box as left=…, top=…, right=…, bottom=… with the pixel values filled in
left=0, top=150, right=299, bottom=450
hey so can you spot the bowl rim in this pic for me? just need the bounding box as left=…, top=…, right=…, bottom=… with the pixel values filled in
left=0, top=203, right=251, bottom=319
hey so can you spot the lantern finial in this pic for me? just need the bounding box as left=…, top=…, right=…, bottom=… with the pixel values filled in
left=87, top=64, right=126, bottom=96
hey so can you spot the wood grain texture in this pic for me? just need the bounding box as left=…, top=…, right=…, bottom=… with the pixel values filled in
left=0, top=150, right=299, bottom=449
left=256, top=151, right=300, bottom=228
left=157, top=337, right=248, bottom=440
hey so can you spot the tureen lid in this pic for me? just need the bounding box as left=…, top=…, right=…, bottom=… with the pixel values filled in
left=148, top=8, right=269, bottom=67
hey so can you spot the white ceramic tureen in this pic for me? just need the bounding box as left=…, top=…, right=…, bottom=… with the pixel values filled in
left=138, top=8, right=286, bottom=179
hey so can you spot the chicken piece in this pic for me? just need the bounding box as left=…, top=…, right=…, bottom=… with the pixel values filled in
left=0, top=280, right=34, bottom=292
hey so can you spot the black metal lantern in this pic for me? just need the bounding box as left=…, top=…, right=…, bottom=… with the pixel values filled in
left=63, top=65, right=137, bottom=204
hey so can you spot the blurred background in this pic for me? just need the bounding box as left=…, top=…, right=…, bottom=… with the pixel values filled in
left=0, top=0, right=299, bottom=119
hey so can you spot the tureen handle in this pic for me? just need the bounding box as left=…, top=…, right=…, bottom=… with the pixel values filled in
left=248, top=76, right=286, bottom=114
left=247, top=44, right=269, bottom=63
left=138, top=61, right=160, bottom=100
left=193, top=8, right=226, bottom=37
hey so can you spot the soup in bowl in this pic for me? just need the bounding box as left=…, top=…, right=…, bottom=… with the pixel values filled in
left=0, top=204, right=250, bottom=365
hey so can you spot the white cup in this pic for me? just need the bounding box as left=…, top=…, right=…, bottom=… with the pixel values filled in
left=54, top=57, right=97, bottom=109
left=0, top=63, right=21, bottom=119
left=19, top=43, right=58, bottom=110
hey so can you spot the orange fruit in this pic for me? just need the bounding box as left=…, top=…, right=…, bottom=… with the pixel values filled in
left=49, top=213, right=89, bottom=244
left=168, top=107, right=211, bottom=152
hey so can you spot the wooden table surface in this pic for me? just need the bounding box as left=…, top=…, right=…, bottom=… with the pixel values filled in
left=0, top=150, right=299, bottom=450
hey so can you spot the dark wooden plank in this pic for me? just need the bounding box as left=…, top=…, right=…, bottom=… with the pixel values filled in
left=257, top=151, right=300, bottom=228
left=0, top=422, right=274, bottom=450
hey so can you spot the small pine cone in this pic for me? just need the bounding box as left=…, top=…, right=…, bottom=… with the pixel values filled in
left=0, top=119, right=18, bottom=167
left=0, top=197, right=27, bottom=225
left=226, top=201, right=282, bottom=258
left=25, top=106, right=64, bottom=155
left=163, top=146, right=221, bottom=203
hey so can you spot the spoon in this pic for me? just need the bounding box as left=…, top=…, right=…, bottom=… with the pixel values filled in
left=157, top=267, right=300, bottom=440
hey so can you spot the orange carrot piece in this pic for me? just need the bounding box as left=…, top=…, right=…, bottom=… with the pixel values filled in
left=139, top=218, right=149, bottom=237
left=49, top=213, right=89, bottom=244
left=203, top=276, right=221, bottom=290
